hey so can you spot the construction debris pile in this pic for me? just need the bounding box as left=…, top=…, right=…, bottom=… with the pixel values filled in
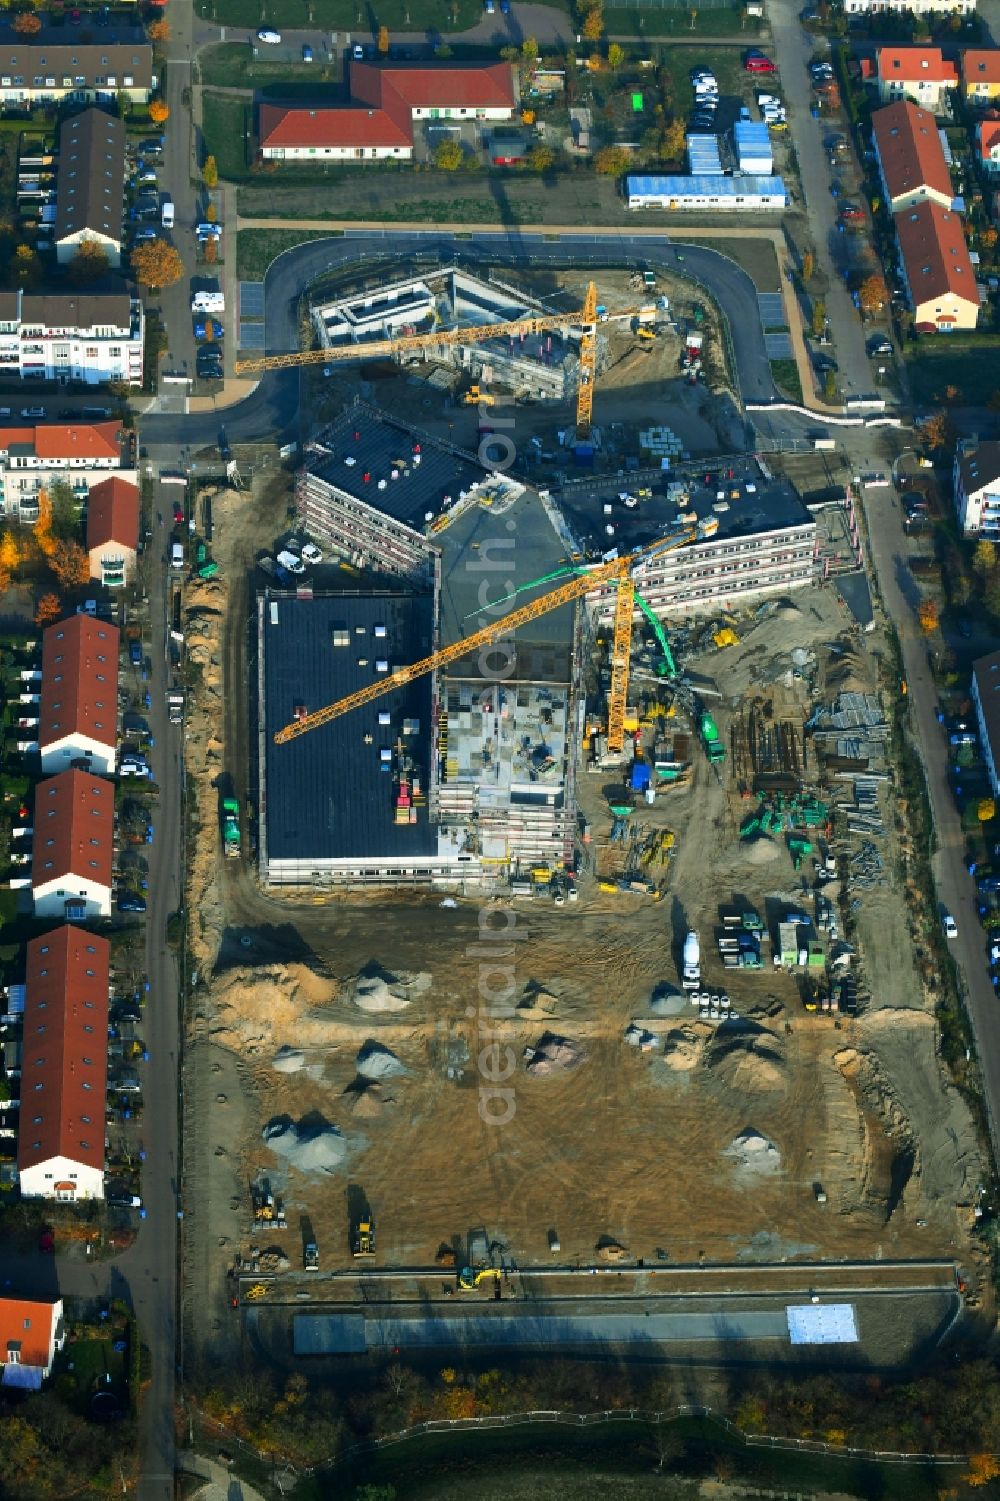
left=524, top=1033, right=585, bottom=1077
left=262, top=1117, right=348, bottom=1172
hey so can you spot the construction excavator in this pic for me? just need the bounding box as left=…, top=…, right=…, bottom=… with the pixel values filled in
left=462, top=384, right=495, bottom=407
left=458, top=1266, right=501, bottom=1291
left=274, top=530, right=695, bottom=754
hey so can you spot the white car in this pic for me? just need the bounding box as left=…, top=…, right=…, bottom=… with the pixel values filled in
left=277, top=549, right=307, bottom=575
left=256, top=27, right=281, bottom=43
left=943, top=914, right=958, bottom=939
left=300, top=542, right=323, bottom=565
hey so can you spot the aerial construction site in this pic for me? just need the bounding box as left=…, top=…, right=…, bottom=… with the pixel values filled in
left=178, top=255, right=983, bottom=1375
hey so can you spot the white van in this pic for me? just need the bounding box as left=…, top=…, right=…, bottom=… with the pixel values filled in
left=171, top=542, right=184, bottom=569
left=161, top=200, right=174, bottom=229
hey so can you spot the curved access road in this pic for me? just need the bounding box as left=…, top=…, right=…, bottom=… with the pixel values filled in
left=139, top=229, right=778, bottom=452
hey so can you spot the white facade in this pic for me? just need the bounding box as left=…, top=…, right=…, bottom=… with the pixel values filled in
left=0, top=458, right=135, bottom=525
left=626, top=174, right=787, bottom=210
left=89, top=538, right=136, bottom=587
left=262, top=141, right=411, bottom=162
left=953, top=440, right=1000, bottom=536
left=32, top=872, right=111, bottom=921
left=0, top=296, right=143, bottom=387
left=848, top=0, right=972, bottom=11
left=18, top=1154, right=103, bottom=1202
left=40, top=731, right=115, bottom=777
left=55, top=227, right=121, bottom=268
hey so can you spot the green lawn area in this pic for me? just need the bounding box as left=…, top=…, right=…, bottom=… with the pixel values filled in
left=52, top=1335, right=127, bottom=1416
left=195, top=0, right=493, bottom=29
left=201, top=92, right=252, bottom=181
left=605, top=6, right=762, bottom=36
left=771, top=357, right=803, bottom=403
left=659, top=40, right=753, bottom=111
left=198, top=42, right=342, bottom=89
left=905, top=340, right=1000, bottom=405
left=237, top=228, right=341, bottom=280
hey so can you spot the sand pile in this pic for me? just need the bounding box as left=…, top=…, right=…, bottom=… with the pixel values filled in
left=662, top=1025, right=705, bottom=1071
left=272, top=1046, right=306, bottom=1074
left=649, top=987, right=686, bottom=1018
left=725, top=1127, right=782, bottom=1175
left=349, top=965, right=429, bottom=1013
left=525, top=1033, right=584, bottom=1077
left=210, top=963, right=339, bottom=1054
left=706, top=1021, right=786, bottom=1094
left=356, top=1041, right=406, bottom=1081
left=263, top=1118, right=347, bottom=1172
left=516, top=984, right=560, bottom=1021
left=744, top=839, right=781, bottom=865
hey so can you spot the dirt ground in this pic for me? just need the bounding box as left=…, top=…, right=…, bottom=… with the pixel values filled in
left=177, top=384, right=984, bottom=1367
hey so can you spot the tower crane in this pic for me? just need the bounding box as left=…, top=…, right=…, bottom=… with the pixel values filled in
left=234, top=281, right=627, bottom=446
left=274, top=530, right=695, bottom=745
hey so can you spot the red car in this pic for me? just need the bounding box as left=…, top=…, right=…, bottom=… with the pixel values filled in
left=839, top=202, right=864, bottom=222
left=744, top=51, right=776, bottom=72
left=173, top=503, right=184, bottom=524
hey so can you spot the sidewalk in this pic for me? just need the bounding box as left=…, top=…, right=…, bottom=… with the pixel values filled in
left=177, top=1451, right=269, bottom=1501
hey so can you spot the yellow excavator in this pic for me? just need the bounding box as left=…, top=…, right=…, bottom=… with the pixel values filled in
left=458, top=1266, right=500, bottom=1291
left=462, top=384, right=495, bottom=406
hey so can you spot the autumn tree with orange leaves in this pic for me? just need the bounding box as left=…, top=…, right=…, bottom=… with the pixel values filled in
left=34, top=592, right=62, bottom=628
left=48, top=541, right=90, bottom=590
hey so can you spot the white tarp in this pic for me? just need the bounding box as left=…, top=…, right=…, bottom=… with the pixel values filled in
left=786, top=1303, right=859, bottom=1345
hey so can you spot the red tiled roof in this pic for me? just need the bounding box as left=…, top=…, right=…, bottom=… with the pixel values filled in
left=894, top=199, right=978, bottom=311
left=259, top=102, right=412, bottom=151
left=877, top=46, right=958, bottom=85
left=86, top=475, right=139, bottom=554
left=17, top=926, right=110, bottom=1182
left=351, top=60, right=517, bottom=112
left=0, top=1295, right=61, bottom=1371
left=0, top=422, right=122, bottom=461
left=259, top=63, right=516, bottom=153
left=32, top=768, right=114, bottom=893
left=963, top=48, right=1000, bottom=85
left=39, top=614, right=119, bottom=754
left=979, top=116, right=1000, bottom=160
left=872, top=101, right=952, bottom=204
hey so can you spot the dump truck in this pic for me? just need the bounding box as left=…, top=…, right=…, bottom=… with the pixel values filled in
left=304, top=1241, right=319, bottom=1271
left=222, top=798, right=240, bottom=858
left=352, top=1215, right=375, bottom=1256
left=700, top=711, right=726, bottom=764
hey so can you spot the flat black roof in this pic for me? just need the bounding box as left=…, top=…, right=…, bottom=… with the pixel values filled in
left=305, top=405, right=485, bottom=532
left=556, top=458, right=813, bottom=558
left=262, top=591, right=437, bottom=863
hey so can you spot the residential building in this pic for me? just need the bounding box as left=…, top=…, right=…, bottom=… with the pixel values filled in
left=961, top=48, right=1000, bottom=106
left=626, top=174, right=788, bottom=210
left=0, top=420, right=134, bottom=525
left=259, top=61, right=516, bottom=162
left=86, top=474, right=138, bottom=586
left=872, top=100, right=953, bottom=212
left=876, top=47, right=958, bottom=111
left=977, top=113, right=1000, bottom=176
left=972, top=647, right=1000, bottom=798
left=54, top=107, right=125, bottom=268
left=17, top=927, right=110, bottom=1202
left=894, top=200, right=979, bottom=331
left=0, top=1295, right=65, bottom=1389
left=31, top=769, right=114, bottom=921
left=39, top=614, right=119, bottom=775
left=953, top=438, right=1000, bottom=535
left=0, top=40, right=154, bottom=109
left=846, top=0, right=972, bottom=13
left=0, top=291, right=143, bottom=387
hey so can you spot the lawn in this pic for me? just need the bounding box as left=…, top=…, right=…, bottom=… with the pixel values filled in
left=194, top=0, right=493, bottom=29
left=197, top=42, right=343, bottom=90
left=201, top=92, right=252, bottom=182
left=904, top=340, right=1000, bottom=406
left=605, top=5, right=762, bottom=37
left=237, top=228, right=342, bottom=280
left=770, top=356, right=803, bottom=403
left=659, top=40, right=756, bottom=114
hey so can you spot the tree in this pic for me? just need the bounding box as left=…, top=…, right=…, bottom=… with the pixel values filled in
left=131, top=238, right=183, bottom=290
left=205, top=202, right=218, bottom=223
left=662, top=116, right=686, bottom=160
left=858, top=272, right=887, bottom=315
left=982, top=225, right=998, bottom=250
left=67, top=237, right=110, bottom=286
left=811, top=298, right=826, bottom=338
left=594, top=144, right=630, bottom=175
left=202, top=154, right=219, bottom=190
left=12, top=244, right=41, bottom=289
left=148, top=98, right=169, bottom=125
left=377, top=24, right=389, bottom=53
left=204, top=237, right=218, bottom=264
left=978, top=797, right=996, bottom=823
left=944, top=383, right=962, bottom=404
left=48, top=481, right=79, bottom=543
left=608, top=41, right=625, bottom=69
left=521, top=36, right=539, bottom=61
left=823, top=367, right=837, bottom=403
left=499, top=44, right=519, bottom=60
left=34, top=489, right=54, bottom=560
left=581, top=4, right=604, bottom=40
left=433, top=139, right=464, bottom=170
left=974, top=539, right=997, bottom=575
left=48, top=540, right=89, bottom=590
left=801, top=249, right=814, bottom=282
left=527, top=143, right=555, bottom=172
left=13, top=10, right=41, bottom=34
left=34, top=592, right=62, bottom=628
left=148, top=18, right=171, bottom=42
left=918, top=409, right=952, bottom=451
left=966, top=1454, right=1000, bottom=1488
left=917, top=599, right=939, bottom=632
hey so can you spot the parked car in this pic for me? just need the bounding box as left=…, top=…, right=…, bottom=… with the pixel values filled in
left=484, top=0, right=495, bottom=11
left=302, top=43, right=314, bottom=61
left=500, top=0, right=511, bottom=11
left=173, top=502, right=185, bottom=524
left=744, top=50, right=776, bottom=72
left=20, top=406, right=45, bottom=418
left=276, top=549, right=307, bottom=575
left=300, top=541, right=323, bottom=565
left=943, top=913, right=958, bottom=939
left=195, top=318, right=224, bottom=340
left=256, top=27, right=281, bottom=43
left=839, top=202, right=864, bottom=222
left=135, top=167, right=158, bottom=184
left=352, top=42, right=364, bottom=58
left=868, top=335, right=893, bottom=356
left=129, top=640, right=142, bottom=666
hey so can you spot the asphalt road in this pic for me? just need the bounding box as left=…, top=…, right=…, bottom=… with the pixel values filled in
left=138, top=228, right=777, bottom=453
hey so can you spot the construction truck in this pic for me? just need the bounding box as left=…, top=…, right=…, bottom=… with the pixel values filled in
left=682, top=930, right=701, bottom=990
left=222, top=797, right=240, bottom=858
left=304, top=1241, right=319, bottom=1271
left=351, top=1215, right=375, bottom=1256
left=700, top=711, right=726, bottom=764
